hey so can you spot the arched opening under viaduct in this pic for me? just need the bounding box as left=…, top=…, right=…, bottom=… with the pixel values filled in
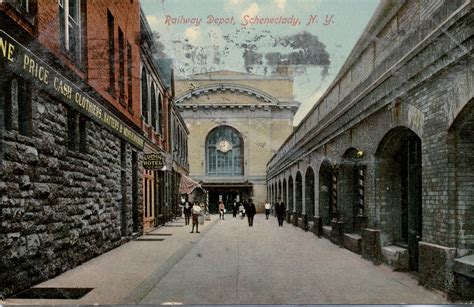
left=376, top=127, right=422, bottom=271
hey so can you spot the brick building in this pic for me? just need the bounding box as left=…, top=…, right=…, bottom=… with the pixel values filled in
left=267, top=0, right=473, bottom=299
left=0, top=0, right=146, bottom=297
left=140, top=13, right=189, bottom=232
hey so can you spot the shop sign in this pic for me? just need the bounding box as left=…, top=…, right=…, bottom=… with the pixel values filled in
left=143, top=153, right=165, bottom=170
left=0, top=30, right=144, bottom=149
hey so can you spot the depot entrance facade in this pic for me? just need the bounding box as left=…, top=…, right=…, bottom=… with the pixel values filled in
left=175, top=70, right=299, bottom=211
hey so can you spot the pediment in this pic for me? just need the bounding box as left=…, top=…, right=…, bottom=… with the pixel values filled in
left=178, top=91, right=272, bottom=106
left=175, top=83, right=279, bottom=105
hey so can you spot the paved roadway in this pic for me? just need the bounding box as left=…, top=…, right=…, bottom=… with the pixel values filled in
left=139, top=214, right=446, bottom=304
left=3, top=214, right=447, bottom=305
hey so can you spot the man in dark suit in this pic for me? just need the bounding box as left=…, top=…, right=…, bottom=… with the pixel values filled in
left=275, top=198, right=286, bottom=227
left=246, top=199, right=256, bottom=227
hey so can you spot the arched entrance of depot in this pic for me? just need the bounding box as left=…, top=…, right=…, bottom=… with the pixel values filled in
left=295, top=171, right=303, bottom=216
left=376, top=127, right=422, bottom=270
left=448, top=99, right=473, bottom=251
left=319, top=159, right=335, bottom=226
left=283, top=178, right=287, bottom=206
left=338, top=148, right=365, bottom=234
left=305, top=167, right=315, bottom=221
left=288, top=175, right=294, bottom=212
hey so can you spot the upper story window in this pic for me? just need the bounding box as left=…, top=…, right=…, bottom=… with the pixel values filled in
left=206, top=126, right=244, bottom=177
left=59, top=0, right=82, bottom=63
left=158, top=94, right=162, bottom=135
left=141, top=69, right=148, bottom=123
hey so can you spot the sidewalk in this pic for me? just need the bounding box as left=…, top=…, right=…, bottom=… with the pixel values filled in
left=2, top=216, right=218, bottom=305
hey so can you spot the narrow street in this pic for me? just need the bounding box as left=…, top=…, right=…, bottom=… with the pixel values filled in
left=4, top=214, right=447, bottom=305
left=139, top=214, right=446, bottom=304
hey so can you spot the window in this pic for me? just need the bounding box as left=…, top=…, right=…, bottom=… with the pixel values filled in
left=127, top=43, right=132, bottom=110
left=4, top=75, right=32, bottom=136
left=107, top=10, right=115, bottom=94
left=8, top=0, right=29, bottom=13
left=67, top=108, right=87, bottom=152
left=59, top=0, right=81, bottom=62
left=206, top=126, right=243, bottom=176
left=157, top=94, right=162, bottom=134
left=118, top=27, right=125, bottom=103
left=151, top=85, right=157, bottom=131
left=141, top=69, right=148, bottom=123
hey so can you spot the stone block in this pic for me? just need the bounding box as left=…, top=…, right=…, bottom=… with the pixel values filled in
left=313, top=216, right=322, bottom=237
left=382, top=245, right=409, bottom=270
left=330, top=220, right=344, bottom=245
left=452, top=254, right=474, bottom=300
left=418, top=241, right=457, bottom=293
left=361, top=228, right=382, bottom=264
left=322, top=225, right=332, bottom=239
left=297, top=217, right=305, bottom=230
left=343, top=233, right=362, bottom=254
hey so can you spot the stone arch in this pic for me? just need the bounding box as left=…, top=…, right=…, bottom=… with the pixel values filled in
left=295, top=171, right=303, bottom=215
left=278, top=180, right=282, bottom=201
left=319, top=159, right=334, bottom=226
left=305, top=167, right=315, bottom=221
left=288, top=175, right=294, bottom=212
left=375, top=126, right=422, bottom=270
left=448, top=98, right=473, bottom=251
left=338, top=147, right=365, bottom=234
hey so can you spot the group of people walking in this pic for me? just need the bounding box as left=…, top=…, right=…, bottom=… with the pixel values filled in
left=219, top=199, right=257, bottom=227
left=183, top=197, right=287, bottom=233
left=218, top=198, right=286, bottom=227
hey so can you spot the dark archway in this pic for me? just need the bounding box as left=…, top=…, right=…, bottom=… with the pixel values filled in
left=319, top=159, right=334, bottom=226
left=295, top=171, right=303, bottom=215
left=278, top=180, right=282, bottom=201
left=338, top=148, right=364, bottom=234
left=288, top=175, right=294, bottom=212
left=448, top=99, right=473, bottom=251
left=283, top=178, right=287, bottom=207
left=305, top=167, right=315, bottom=221
left=376, top=127, right=422, bottom=270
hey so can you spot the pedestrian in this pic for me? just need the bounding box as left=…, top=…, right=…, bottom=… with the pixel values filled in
left=275, top=198, right=286, bottom=227
left=264, top=200, right=271, bottom=219
left=232, top=200, right=238, bottom=218
left=246, top=199, right=256, bottom=227
left=239, top=203, right=245, bottom=219
left=218, top=200, right=225, bottom=220
left=183, top=200, right=192, bottom=225
left=190, top=202, right=202, bottom=233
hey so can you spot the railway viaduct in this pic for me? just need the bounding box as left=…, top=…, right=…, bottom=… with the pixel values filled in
left=267, top=0, right=473, bottom=299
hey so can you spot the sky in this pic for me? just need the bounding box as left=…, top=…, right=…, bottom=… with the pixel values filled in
left=141, top=0, right=380, bottom=125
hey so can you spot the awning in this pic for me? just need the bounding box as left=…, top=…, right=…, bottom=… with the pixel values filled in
left=179, top=174, right=202, bottom=194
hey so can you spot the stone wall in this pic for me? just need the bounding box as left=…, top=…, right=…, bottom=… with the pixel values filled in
left=0, top=89, right=143, bottom=297
left=266, top=0, right=473, bottom=296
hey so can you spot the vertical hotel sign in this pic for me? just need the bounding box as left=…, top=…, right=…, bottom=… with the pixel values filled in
left=0, top=30, right=144, bottom=149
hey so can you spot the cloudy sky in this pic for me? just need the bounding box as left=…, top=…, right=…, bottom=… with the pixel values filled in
left=141, top=0, right=379, bottom=125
